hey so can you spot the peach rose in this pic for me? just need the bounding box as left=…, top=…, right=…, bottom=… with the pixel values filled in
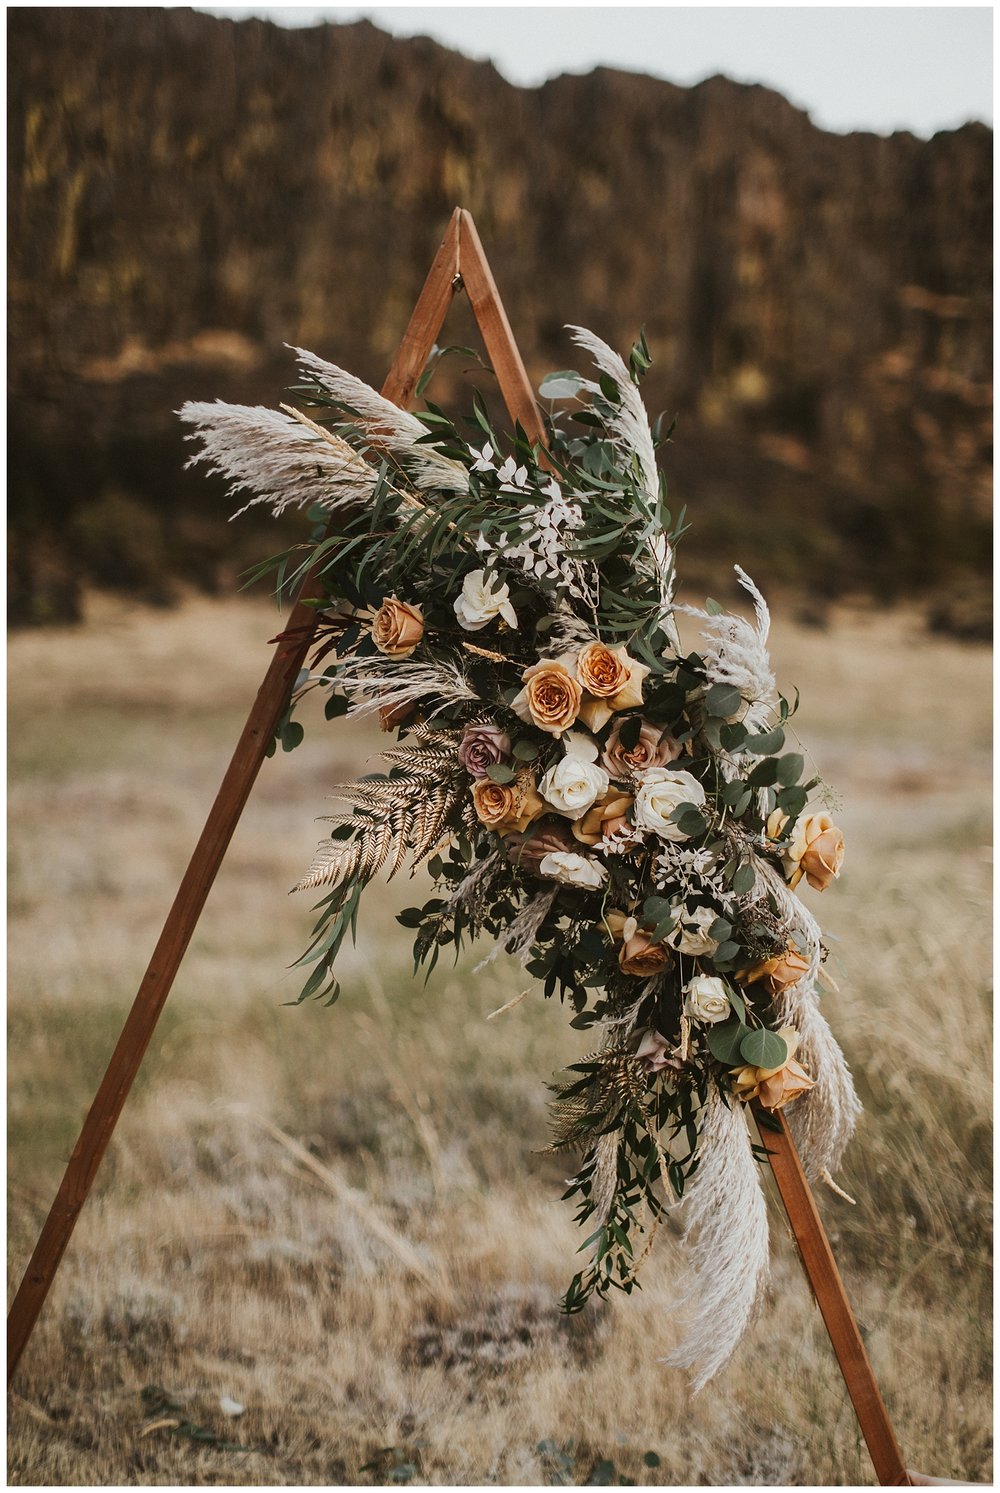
left=743, top=946, right=810, bottom=996
left=575, top=643, right=650, bottom=732
left=620, top=927, right=673, bottom=978
left=602, top=908, right=630, bottom=941
left=601, top=718, right=683, bottom=779
left=472, top=773, right=546, bottom=836
left=768, top=810, right=845, bottom=892
left=511, top=660, right=582, bottom=737
left=371, top=597, right=424, bottom=657
left=504, top=819, right=577, bottom=873
left=731, top=1026, right=815, bottom=1111
left=572, top=790, right=634, bottom=846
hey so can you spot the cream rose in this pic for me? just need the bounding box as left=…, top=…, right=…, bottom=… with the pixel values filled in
left=575, top=643, right=650, bottom=732
left=511, top=660, right=582, bottom=737
left=601, top=718, right=682, bottom=779
left=536, top=850, right=607, bottom=890
left=454, top=569, right=518, bottom=631
left=371, top=597, right=425, bottom=657
left=669, top=905, right=721, bottom=957
left=632, top=767, right=706, bottom=841
left=768, top=810, right=845, bottom=891
left=539, top=738, right=610, bottom=820
left=472, top=773, right=545, bottom=835
left=683, top=974, right=732, bottom=1025
left=731, top=1026, right=815, bottom=1111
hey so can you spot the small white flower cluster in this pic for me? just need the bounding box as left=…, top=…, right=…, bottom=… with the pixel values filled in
left=653, top=841, right=730, bottom=905
left=502, top=481, right=591, bottom=601
left=471, top=442, right=595, bottom=604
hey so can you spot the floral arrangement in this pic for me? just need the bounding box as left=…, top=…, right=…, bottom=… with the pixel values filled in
left=180, top=328, right=860, bottom=1387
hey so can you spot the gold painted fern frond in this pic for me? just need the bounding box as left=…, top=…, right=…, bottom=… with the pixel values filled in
left=297, top=727, right=468, bottom=893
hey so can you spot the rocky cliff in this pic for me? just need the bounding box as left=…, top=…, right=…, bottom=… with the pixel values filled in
left=9, top=7, right=992, bottom=627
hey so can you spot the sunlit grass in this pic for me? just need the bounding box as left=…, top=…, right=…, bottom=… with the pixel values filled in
left=7, top=593, right=991, bottom=1485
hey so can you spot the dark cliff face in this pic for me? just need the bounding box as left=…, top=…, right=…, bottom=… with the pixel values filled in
left=8, top=7, right=992, bottom=626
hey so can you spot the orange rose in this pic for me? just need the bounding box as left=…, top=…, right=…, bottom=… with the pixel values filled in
left=731, top=1026, right=815, bottom=1111
left=572, top=790, right=634, bottom=846
left=511, top=660, right=582, bottom=737
left=472, top=773, right=546, bottom=835
left=742, top=946, right=810, bottom=996
left=619, top=927, right=673, bottom=978
left=371, top=598, right=425, bottom=657
left=575, top=643, right=650, bottom=732
left=577, top=642, right=630, bottom=698
left=769, top=810, right=845, bottom=892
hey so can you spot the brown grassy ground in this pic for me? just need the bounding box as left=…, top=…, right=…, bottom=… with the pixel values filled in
left=7, top=592, right=992, bottom=1486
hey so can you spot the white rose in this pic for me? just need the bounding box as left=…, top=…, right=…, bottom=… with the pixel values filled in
left=668, top=904, right=720, bottom=957
left=453, top=569, right=518, bottom=631
left=683, top=974, right=732, bottom=1025
left=632, top=767, right=706, bottom=841
left=537, top=850, right=608, bottom=890
left=539, top=753, right=609, bottom=820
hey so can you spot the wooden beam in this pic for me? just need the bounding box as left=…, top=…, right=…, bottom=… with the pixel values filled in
left=6, top=210, right=466, bottom=1382
left=457, top=209, right=546, bottom=446
left=755, top=1104, right=911, bottom=1486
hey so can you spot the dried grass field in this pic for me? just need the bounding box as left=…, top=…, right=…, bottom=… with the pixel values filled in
left=7, top=592, right=992, bottom=1486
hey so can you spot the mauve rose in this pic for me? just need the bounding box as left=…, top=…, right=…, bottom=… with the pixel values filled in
left=601, top=718, right=682, bottom=780
left=505, top=818, right=576, bottom=873
left=458, top=723, right=511, bottom=778
left=634, top=1029, right=684, bottom=1074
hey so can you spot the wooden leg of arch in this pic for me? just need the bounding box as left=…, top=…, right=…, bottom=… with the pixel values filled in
left=755, top=1104, right=911, bottom=1485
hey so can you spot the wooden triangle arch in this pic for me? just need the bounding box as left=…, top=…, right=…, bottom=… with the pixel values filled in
left=7, top=207, right=910, bottom=1486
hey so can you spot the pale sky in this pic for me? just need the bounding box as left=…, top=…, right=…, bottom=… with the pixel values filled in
left=196, top=4, right=993, bottom=136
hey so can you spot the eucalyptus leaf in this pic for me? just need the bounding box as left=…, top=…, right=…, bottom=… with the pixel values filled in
left=739, top=1028, right=788, bottom=1069
left=643, top=895, right=672, bottom=923
left=776, top=752, right=805, bottom=786
left=704, top=683, right=743, bottom=719
left=485, top=762, right=516, bottom=784
left=707, top=1019, right=750, bottom=1066
left=745, top=726, right=786, bottom=755
left=747, top=757, right=779, bottom=787
left=776, top=784, right=809, bottom=816
left=539, top=370, right=584, bottom=400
